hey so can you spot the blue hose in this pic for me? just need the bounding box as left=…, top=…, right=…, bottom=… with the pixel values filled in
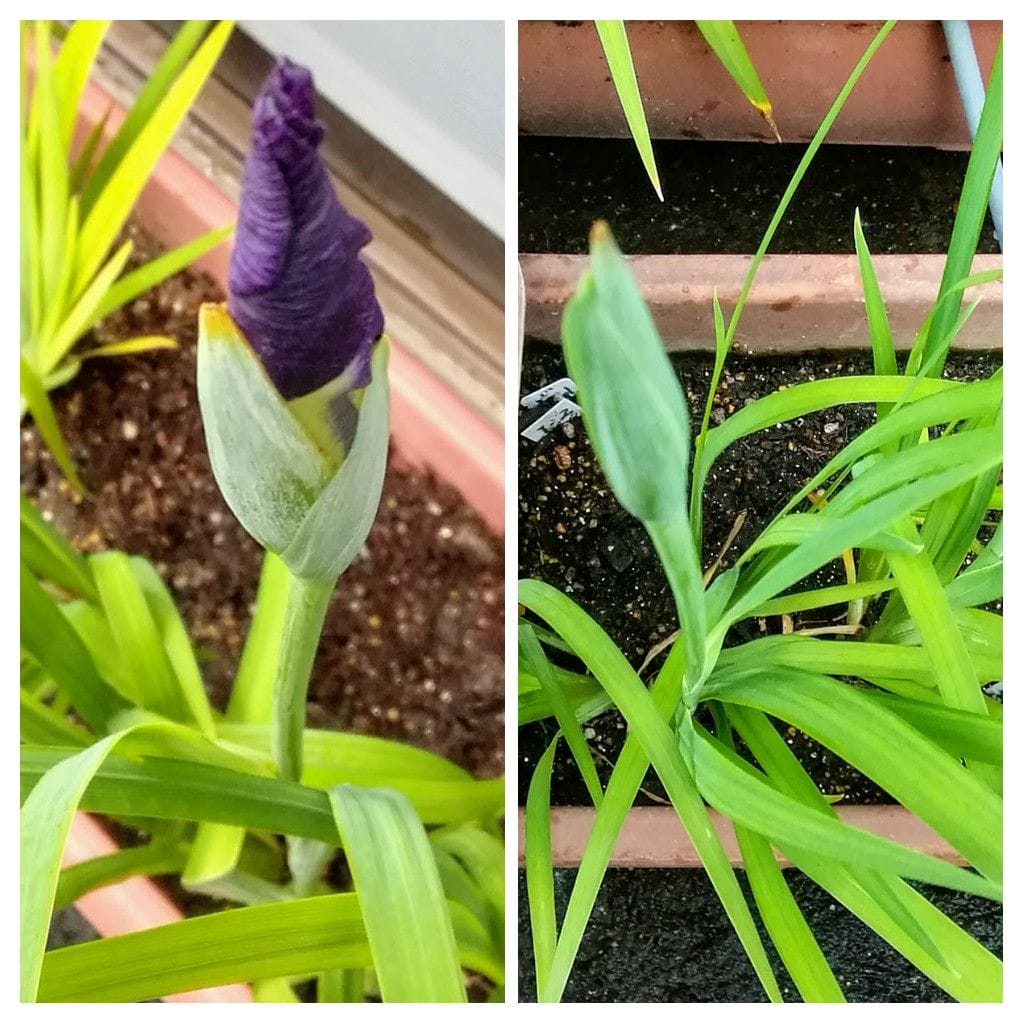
left=942, top=20, right=1002, bottom=248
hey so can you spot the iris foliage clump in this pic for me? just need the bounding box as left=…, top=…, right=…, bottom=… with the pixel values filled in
left=21, top=54, right=503, bottom=1004
left=521, top=21, right=1002, bottom=1003
left=20, top=20, right=234, bottom=491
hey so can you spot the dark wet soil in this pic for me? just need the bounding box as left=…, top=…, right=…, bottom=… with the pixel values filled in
left=21, top=223, right=504, bottom=779
left=518, top=337, right=1001, bottom=806
left=519, top=138, right=1000, bottom=255
left=517, top=868, right=1003, bottom=1003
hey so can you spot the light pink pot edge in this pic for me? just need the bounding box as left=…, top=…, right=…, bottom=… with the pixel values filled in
left=63, top=814, right=252, bottom=1002
left=516, top=805, right=966, bottom=869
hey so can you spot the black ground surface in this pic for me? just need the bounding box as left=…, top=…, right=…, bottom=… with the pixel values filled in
left=517, top=868, right=1003, bottom=1003
left=519, top=137, right=1000, bottom=255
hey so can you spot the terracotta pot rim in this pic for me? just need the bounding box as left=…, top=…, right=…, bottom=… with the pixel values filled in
left=518, top=20, right=1001, bottom=150
left=515, top=804, right=967, bottom=869
left=521, top=251, right=1003, bottom=353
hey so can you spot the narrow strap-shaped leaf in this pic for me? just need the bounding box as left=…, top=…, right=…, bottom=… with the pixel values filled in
left=713, top=712, right=843, bottom=1002
left=525, top=737, right=558, bottom=998
left=90, top=223, right=234, bottom=324
left=884, top=517, right=989, bottom=714
left=45, top=239, right=134, bottom=372
left=40, top=893, right=370, bottom=1002
left=79, top=335, right=176, bottom=359
left=54, top=840, right=188, bottom=910
left=520, top=579, right=782, bottom=1001
left=520, top=624, right=602, bottom=805
left=78, top=21, right=214, bottom=212
left=22, top=723, right=271, bottom=1000
left=594, top=20, right=662, bottom=199
left=329, top=785, right=467, bottom=1002
left=20, top=564, right=127, bottom=730
left=924, top=40, right=1002, bottom=374
left=21, top=732, right=125, bottom=1000
left=52, top=19, right=110, bottom=152
left=695, top=20, right=779, bottom=138
left=691, top=20, right=897, bottom=541
left=20, top=493, right=96, bottom=600
left=711, top=668, right=1002, bottom=883
left=853, top=208, right=898, bottom=420
left=33, top=22, right=68, bottom=311
left=73, top=21, right=233, bottom=295
left=691, top=722, right=998, bottom=898
left=20, top=355, right=87, bottom=494
left=130, top=556, right=217, bottom=734
left=19, top=688, right=93, bottom=748
left=90, top=551, right=200, bottom=724
left=728, top=704, right=1001, bottom=1001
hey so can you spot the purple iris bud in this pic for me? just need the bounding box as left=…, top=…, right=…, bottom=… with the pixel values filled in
left=228, top=58, right=384, bottom=400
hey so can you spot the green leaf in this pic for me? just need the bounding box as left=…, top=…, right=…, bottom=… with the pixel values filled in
left=40, top=893, right=371, bottom=1002
left=525, top=736, right=558, bottom=998
left=20, top=493, right=96, bottom=600
left=728, top=704, right=1002, bottom=1001
left=329, top=785, right=467, bottom=1002
left=711, top=669, right=1002, bottom=884
left=690, top=19, right=897, bottom=544
left=520, top=624, right=602, bottom=805
left=519, top=665, right=610, bottom=726
left=19, top=687, right=93, bottom=748
left=52, top=19, right=110, bottom=152
left=594, top=20, right=662, bottom=199
left=90, top=551, right=207, bottom=726
left=697, top=375, right=956, bottom=514
left=219, top=725, right=502, bottom=825
left=44, top=238, right=134, bottom=372
left=695, top=21, right=778, bottom=139
left=712, top=713, right=843, bottom=1002
left=690, top=722, right=997, bottom=898
left=537, top=638, right=684, bottom=1001
left=34, top=22, right=69, bottom=312
left=884, top=518, right=989, bottom=714
left=519, top=578, right=782, bottom=1002
left=22, top=723, right=273, bottom=1000
left=79, top=21, right=216, bottom=212
left=924, top=41, right=1002, bottom=374
left=21, top=732, right=126, bottom=1000
left=20, top=564, right=127, bottom=731
left=79, top=335, right=177, bottom=359
left=55, top=840, right=188, bottom=910
left=73, top=21, right=233, bottom=294
left=20, top=354, right=87, bottom=494
left=90, top=223, right=234, bottom=324
left=853, top=208, right=898, bottom=419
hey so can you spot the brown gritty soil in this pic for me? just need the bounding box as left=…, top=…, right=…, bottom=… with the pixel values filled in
left=21, top=223, right=504, bottom=780
left=518, top=336, right=1001, bottom=806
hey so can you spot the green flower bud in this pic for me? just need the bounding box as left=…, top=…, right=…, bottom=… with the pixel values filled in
left=197, top=304, right=389, bottom=582
left=562, top=222, right=691, bottom=523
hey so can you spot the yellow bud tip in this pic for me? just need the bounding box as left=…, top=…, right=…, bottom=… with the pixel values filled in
left=198, top=302, right=237, bottom=338
left=590, top=220, right=611, bottom=244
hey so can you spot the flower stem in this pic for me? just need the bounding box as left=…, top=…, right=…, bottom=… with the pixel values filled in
left=271, top=570, right=335, bottom=782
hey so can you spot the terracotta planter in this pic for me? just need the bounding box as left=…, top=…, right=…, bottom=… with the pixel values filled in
left=522, top=252, right=1003, bottom=353
left=519, top=20, right=1000, bottom=148
left=516, top=806, right=966, bottom=869
left=54, top=74, right=505, bottom=999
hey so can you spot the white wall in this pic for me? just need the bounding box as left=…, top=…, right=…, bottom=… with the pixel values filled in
left=241, top=20, right=504, bottom=238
